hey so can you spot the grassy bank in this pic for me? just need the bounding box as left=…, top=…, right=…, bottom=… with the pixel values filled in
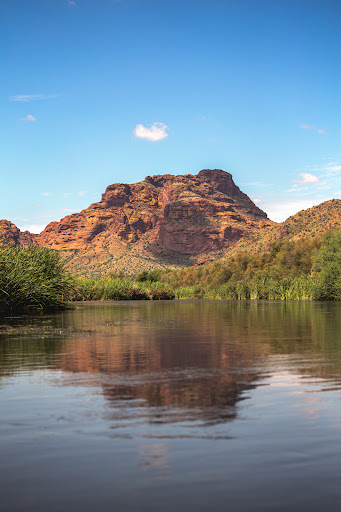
left=0, top=245, right=73, bottom=315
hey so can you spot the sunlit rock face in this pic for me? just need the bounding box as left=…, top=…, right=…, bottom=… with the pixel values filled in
left=36, top=169, right=271, bottom=255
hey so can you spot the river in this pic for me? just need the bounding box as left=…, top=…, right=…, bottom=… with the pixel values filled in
left=1, top=300, right=341, bottom=511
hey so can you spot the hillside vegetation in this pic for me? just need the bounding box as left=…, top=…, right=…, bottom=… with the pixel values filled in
left=2, top=229, right=341, bottom=314
left=228, top=199, right=341, bottom=256
left=72, top=229, right=341, bottom=302
left=159, top=229, right=341, bottom=300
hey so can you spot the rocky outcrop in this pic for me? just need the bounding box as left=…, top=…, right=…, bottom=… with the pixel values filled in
left=0, top=220, right=36, bottom=246
left=36, top=169, right=271, bottom=255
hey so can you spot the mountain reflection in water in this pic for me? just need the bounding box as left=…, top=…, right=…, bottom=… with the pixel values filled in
left=1, top=300, right=341, bottom=429
left=2, top=301, right=341, bottom=512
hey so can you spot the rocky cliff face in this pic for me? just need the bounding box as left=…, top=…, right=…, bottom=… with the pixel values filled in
left=37, top=169, right=271, bottom=256
left=0, top=220, right=36, bottom=246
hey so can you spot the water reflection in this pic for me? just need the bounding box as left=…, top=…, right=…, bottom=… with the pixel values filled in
left=1, top=301, right=341, bottom=429
left=3, top=301, right=341, bottom=512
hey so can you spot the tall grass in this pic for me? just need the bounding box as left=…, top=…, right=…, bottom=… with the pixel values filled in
left=171, top=275, right=317, bottom=300
left=0, top=245, right=73, bottom=314
left=71, top=277, right=175, bottom=301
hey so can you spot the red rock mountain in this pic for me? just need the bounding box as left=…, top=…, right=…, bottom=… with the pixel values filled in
left=4, top=169, right=341, bottom=277
left=37, top=169, right=271, bottom=256
left=0, top=220, right=36, bottom=246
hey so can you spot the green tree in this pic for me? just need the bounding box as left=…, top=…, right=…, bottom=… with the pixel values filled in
left=313, top=230, right=341, bottom=300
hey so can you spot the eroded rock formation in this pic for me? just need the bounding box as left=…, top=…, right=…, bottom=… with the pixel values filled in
left=36, top=169, right=271, bottom=255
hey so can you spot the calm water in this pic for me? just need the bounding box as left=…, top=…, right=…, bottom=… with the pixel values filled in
left=1, top=300, right=341, bottom=511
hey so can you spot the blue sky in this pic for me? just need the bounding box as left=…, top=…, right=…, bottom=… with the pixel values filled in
left=2, top=0, right=340, bottom=232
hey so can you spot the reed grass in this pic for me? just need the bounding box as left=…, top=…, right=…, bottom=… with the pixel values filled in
left=0, top=245, right=73, bottom=314
left=71, top=277, right=175, bottom=301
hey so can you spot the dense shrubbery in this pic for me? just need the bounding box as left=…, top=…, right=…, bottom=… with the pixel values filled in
left=159, top=232, right=341, bottom=301
left=136, top=269, right=165, bottom=283
left=72, top=231, right=340, bottom=302
left=312, top=230, right=341, bottom=300
left=2, top=229, right=341, bottom=315
left=0, top=245, right=73, bottom=314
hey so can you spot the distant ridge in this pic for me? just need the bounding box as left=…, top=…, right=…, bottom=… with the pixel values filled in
left=0, top=219, right=36, bottom=246
left=230, top=199, right=341, bottom=257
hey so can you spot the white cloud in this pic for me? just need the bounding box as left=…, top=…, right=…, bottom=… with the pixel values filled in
left=133, top=122, right=168, bottom=142
left=18, top=224, right=46, bottom=234
left=41, top=192, right=52, bottom=197
left=63, top=192, right=72, bottom=198
left=293, top=173, right=320, bottom=185
left=78, top=190, right=87, bottom=197
left=10, top=94, right=58, bottom=102
left=63, top=208, right=77, bottom=212
left=67, top=0, right=76, bottom=5
left=21, top=114, right=36, bottom=122
left=252, top=198, right=262, bottom=205
left=264, top=199, right=325, bottom=223
left=300, top=124, right=327, bottom=135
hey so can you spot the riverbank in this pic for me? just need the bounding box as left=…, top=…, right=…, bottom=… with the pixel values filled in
left=1, top=229, right=341, bottom=315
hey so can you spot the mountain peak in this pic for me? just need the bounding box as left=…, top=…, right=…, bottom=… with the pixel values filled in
left=36, top=169, right=271, bottom=261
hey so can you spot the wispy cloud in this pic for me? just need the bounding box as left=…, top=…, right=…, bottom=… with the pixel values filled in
left=21, top=114, right=36, bottom=122
left=10, top=94, right=58, bottom=102
left=300, top=124, right=327, bottom=135
left=67, top=0, right=77, bottom=5
left=252, top=198, right=262, bottom=205
left=78, top=190, right=88, bottom=197
left=41, top=192, right=52, bottom=197
left=322, top=162, right=341, bottom=174
left=133, top=122, right=168, bottom=142
left=293, top=173, right=320, bottom=185
left=63, top=192, right=72, bottom=198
